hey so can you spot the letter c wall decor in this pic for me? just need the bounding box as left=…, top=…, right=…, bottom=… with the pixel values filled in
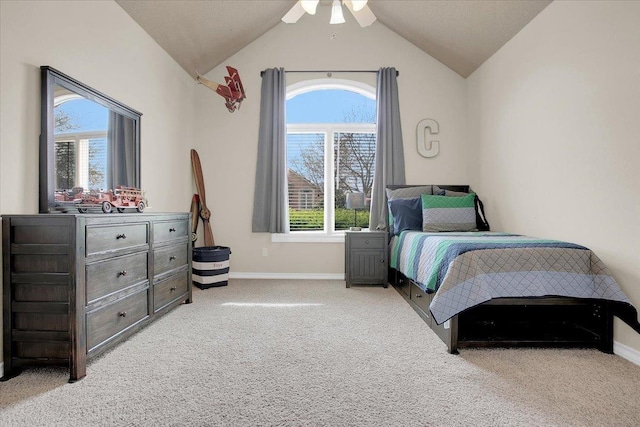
left=417, top=118, right=440, bottom=158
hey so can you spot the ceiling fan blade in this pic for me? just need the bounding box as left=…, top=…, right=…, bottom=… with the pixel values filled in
left=344, top=1, right=376, bottom=27
left=282, top=1, right=305, bottom=24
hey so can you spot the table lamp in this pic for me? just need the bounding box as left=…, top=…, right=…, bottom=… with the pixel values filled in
left=346, top=192, right=366, bottom=231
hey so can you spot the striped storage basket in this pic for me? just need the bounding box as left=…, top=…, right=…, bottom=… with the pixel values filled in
left=192, top=246, right=231, bottom=289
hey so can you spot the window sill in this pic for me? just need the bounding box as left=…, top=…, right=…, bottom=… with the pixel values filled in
left=271, top=232, right=346, bottom=243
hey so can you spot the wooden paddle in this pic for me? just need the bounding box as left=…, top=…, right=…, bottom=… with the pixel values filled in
left=190, top=149, right=215, bottom=246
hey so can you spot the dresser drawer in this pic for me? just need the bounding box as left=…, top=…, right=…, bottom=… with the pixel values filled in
left=410, top=283, right=432, bottom=324
left=86, top=223, right=148, bottom=256
left=349, top=235, right=386, bottom=250
left=154, top=270, right=189, bottom=312
left=14, top=339, right=70, bottom=359
left=86, top=289, right=149, bottom=352
left=86, top=252, right=149, bottom=304
left=154, top=242, right=188, bottom=277
left=153, top=220, right=189, bottom=244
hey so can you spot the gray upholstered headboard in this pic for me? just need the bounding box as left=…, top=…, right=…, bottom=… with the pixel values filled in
left=386, top=184, right=470, bottom=193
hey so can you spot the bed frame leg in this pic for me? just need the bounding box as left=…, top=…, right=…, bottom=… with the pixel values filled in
left=599, top=304, right=615, bottom=354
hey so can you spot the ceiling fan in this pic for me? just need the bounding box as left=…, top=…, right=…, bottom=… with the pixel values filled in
left=282, top=0, right=376, bottom=27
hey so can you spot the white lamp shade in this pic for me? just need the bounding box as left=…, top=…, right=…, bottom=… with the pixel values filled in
left=346, top=192, right=366, bottom=210
left=330, top=0, right=346, bottom=24
left=351, top=0, right=368, bottom=12
left=300, top=0, right=319, bottom=15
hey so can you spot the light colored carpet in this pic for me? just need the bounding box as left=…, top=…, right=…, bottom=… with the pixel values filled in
left=1, top=279, right=640, bottom=426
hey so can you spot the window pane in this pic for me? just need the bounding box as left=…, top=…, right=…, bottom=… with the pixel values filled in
left=287, top=90, right=376, bottom=124
left=334, top=132, right=376, bottom=230
left=55, top=140, right=76, bottom=191
left=89, top=138, right=107, bottom=190
left=287, top=133, right=325, bottom=231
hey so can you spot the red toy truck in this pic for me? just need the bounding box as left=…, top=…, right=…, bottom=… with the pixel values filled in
left=77, top=186, right=147, bottom=213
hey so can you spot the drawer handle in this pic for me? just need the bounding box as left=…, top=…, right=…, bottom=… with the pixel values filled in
left=365, top=240, right=369, bottom=244
left=170, top=286, right=177, bottom=292
left=169, top=256, right=177, bottom=261
left=380, top=259, right=385, bottom=263
left=118, top=311, right=127, bottom=317
left=169, top=228, right=176, bottom=232
left=116, top=233, right=127, bottom=239
left=118, top=270, right=128, bottom=277
left=415, top=293, right=423, bottom=298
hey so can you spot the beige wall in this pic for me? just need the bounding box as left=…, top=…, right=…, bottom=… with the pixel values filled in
left=4, top=0, right=637, bottom=359
left=0, top=0, right=198, bottom=215
left=467, top=1, right=640, bottom=351
left=0, top=0, right=198, bottom=366
left=194, top=5, right=468, bottom=276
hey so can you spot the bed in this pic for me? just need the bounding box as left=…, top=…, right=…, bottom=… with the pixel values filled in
left=386, top=185, right=640, bottom=354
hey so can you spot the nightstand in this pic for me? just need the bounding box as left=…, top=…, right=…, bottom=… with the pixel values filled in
left=345, top=230, right=388, bottom=288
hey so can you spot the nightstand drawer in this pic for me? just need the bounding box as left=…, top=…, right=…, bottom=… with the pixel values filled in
left=348, top=235, right=386, bottom=249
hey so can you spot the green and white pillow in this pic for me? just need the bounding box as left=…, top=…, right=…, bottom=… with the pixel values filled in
left=421, top=193, right=477, bottom=232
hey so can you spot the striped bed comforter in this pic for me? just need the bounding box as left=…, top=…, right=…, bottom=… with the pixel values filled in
left=390, top=231, right=631, bottom=325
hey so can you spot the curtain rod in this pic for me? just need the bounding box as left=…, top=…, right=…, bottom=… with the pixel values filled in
left=259, top=69, right=399, bottom=77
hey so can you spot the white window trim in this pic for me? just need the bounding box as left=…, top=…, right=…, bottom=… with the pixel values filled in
left=286, top=78, right=376, bottom=101
left=272, top=231, right=346, bottom=243
left=277, top=80, right=376, bottom=243
left=283, top=124, right=376, bottom=242
left=271, top=228, right=373, bottom=243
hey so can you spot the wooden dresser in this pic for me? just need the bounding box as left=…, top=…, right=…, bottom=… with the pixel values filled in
left=2, top=213, right=192, bottom=382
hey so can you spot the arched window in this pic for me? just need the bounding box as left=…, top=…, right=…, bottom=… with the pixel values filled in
left=284, top=79, right=376, bottom=234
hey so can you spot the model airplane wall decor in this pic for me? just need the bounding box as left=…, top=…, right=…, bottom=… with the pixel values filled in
left=196, top=66, right=246, bottom=112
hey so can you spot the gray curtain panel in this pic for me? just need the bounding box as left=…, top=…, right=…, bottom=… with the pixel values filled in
left=252, top=68, right=288, bottom=233
left=370, top=67, right=406, bottom=230
left=107, top=111, right=136, bottom=189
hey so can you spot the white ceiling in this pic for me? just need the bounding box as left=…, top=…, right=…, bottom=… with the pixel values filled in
left=116, top=0, right=552, bottom=78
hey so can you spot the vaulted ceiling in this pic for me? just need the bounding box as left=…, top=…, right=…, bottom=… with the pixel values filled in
left=116, top=0, right=551, bottom=79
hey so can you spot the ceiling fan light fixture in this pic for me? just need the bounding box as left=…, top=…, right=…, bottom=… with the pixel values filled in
left=300, top=0, right=319, bottom=15
left=330, top=0, right=346, bottom=24
left=351, top=0, right=368, bottom=12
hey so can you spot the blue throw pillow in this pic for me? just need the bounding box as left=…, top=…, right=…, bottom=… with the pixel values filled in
left=388, top=197, right=423, bottom=235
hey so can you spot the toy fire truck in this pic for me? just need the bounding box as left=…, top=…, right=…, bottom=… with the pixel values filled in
left=76, top=186, right=147, bottom=213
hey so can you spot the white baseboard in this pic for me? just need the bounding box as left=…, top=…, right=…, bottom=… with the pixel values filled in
left=229, top=272, right=345, bottom=281
left=614, top=341, right=640, bottom=366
